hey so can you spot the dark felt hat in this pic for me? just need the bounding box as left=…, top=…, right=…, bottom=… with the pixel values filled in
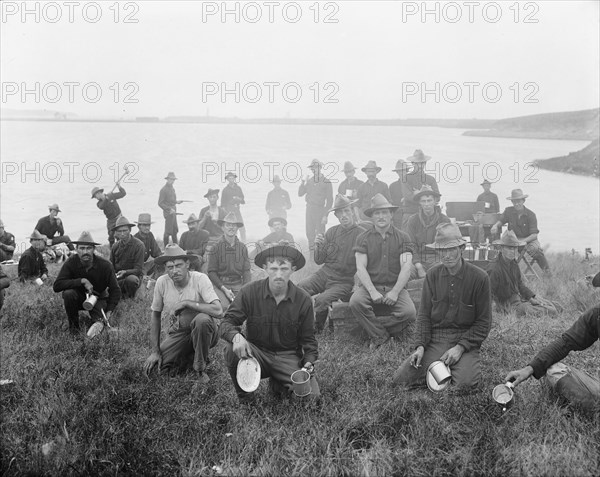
left=254, top=244, right=306, bottom=271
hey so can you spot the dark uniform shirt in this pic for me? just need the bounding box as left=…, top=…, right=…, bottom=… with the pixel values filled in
left=180, top=229, right=210, bottom=255
left=499, top=206, right=539, bottom=238
left=220, top=278, right=318, bottom=364
left=262, top=231, right=295, bottom=244
left=158, top=183, right=177, bottom=218
left=97, top=186, right=126, bottom=220
left=529, top=305, right=599, bottom=379
left=357, top=179, right=391, bottom=212
left=221, top=184, right=245, bottom=209
left=477, top=191, right=500, bottom=213
left=199, top=206, right=227, bottom=238
left=338, top=177, right=364, bottom=201
left=406, top=209, right=451, bottom=264
left=298, top=175, right=333, bottom=208
left=133, top=231, right=162, bottom=261
left=402, top=172, right=440, bottom=215
left=53, top=254, right=121, bottom=311
left=35, top=215, right=64, bottom=238
left=265, top=188, right=292, bottom=217
left=110, top=236, right=145, bottom=278
left=315, top=223, right=365, bottom=281
left=207, top=236, right=251, bottom=289
left=354, top=225, right=414, bottom=285
left=488, top=253, right=535, bottom=308
left=0, top=231, right=16, bottom=260
left=415, top=260, right=492, bottom=352
left=18, top=246, right=48, bottom=281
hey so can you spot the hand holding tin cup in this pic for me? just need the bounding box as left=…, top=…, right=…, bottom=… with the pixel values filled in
left=426, top=361, right=452, bottom=392
left=34, top=277, right=44, bottom=286
left=236, top=357, right=261, bottom=393
left=492, top=382, right=515, bottom=412
left=83, top=293, right=98, bottom=311
left=291, top=369, right=312, bottom=397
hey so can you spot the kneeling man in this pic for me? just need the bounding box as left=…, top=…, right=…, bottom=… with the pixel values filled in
left=393, top=223, right=491, bottom=389
left=220, top=245, right=319, bottom=403
left=143, top=245, right=223, bottom=384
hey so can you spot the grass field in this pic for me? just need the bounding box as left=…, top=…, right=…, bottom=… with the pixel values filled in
left=1, top=250, right=599, bottom=476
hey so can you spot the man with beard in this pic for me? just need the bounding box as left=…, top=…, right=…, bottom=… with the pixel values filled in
left=298, top=195, right=366, bottom=333
left=91, top=184, right=127, bottom=246
left=110, top=216, right=146, bottom=299
left=158, top=172, right=183, bottom=246
left=53, top=231, right=121, bottom=333
left=18, top=230, right=48, bottom=282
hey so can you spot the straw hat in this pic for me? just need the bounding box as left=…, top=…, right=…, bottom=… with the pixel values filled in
left=254, top=244, right=306, bottom=270
left=506, top=189, right=528, bottom=201
left=48, top=203, right=61, bottom=212
left=183, top=213, right=200, bottom=224
left=361, top=160, right=382, bottom=173
left=204, top=188, right=220, bottom=198
left=363, top=193, right=399, bottom=218
left=71, top=231, right=100, bottom=246
left=329, top=194, right=358, bottom=213
left=493, top=230, right=526, bottom=247
left=425, top=223, right=467, bottom=249
left=135, top=213, right=154, bottom=225
left=268, top=217, right=287, bottom=227
left=164, top=172, right=177, bottom=180
left=29, top=230, right=47, bottom=241
left=155, top=244, right=190, bottom=265
left=413, top=184, right=441, bottom=202
left=406, top=149, right=431, bottom=163
left=217, top=212, right=244, bottom=228
left=111, top=216, right=136, bottom=231
left=90, top=187, right=104, bottom=198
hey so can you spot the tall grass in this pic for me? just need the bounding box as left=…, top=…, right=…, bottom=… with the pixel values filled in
left=1, top=250, right=598, bottom=476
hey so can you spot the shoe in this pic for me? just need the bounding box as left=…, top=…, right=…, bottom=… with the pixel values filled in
left=196, top=372, right=210, bottom=384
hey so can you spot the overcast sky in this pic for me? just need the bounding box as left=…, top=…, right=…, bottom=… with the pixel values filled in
left=1, top=1, right=598, bottom=119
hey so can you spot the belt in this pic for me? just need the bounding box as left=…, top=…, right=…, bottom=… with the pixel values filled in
left=221, top=276, right=242, bottom=284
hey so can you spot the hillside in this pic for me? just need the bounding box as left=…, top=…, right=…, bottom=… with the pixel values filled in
left=535, top=138, right=599, bottom=177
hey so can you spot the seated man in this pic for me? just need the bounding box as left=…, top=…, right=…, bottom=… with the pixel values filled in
left=207, top=213, right=251, bottom=309
left=91, top=184, right=127, bottom=246
left=0, top=220, right=16, bottom=262
left=34, top=203, right=74, bottom=252
left=468, top=211, right=487, bottom=250
left=405, top=185, right=450, bottom=279
left=393, top=223, right=492, bottom=389
left=491, top=189, right=550, bottom=273
left=220, top=245, right=319, bottom=403
left=261, top=217, right=295, bottom=245
left=18, top=230, right=48, bottom=283
left=349, top=194, right=417, bottom=349
left=110, top=216, right=146, bottom=299
left=133, top=213, right=162, bottom=278
left=488, top=231, right=557, bottom=316
left=179, top=213, right=210, bottom=271
left=298, top=195, right=365, bottom=333
left=0, top=264, right=9, bottom=311
left=143, top=245, right=223, bottom=384
left=198, top=188, right=227, bottom=242
left=505, top=273, right=599, bottom=411
left=53, top=231, right=121, bottom=333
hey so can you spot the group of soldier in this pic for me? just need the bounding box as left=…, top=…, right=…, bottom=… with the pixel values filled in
left=0, top=150, right=597, bottom=409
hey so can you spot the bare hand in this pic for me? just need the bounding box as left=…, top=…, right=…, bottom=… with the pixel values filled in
left=410, top=346, right=424, bottom=368
left=529, top=297, right=540, bottom=306
left=41, top=274, right=48, bottom=280
left=369, top=290, right=384, bottom=304
left=314, top=234, right=325, bottom=245
left=416, top=263, right=426, bottom=279
left=116, top=270, right=126, bottom=279
left=223, top=287, right=235, bottom=302
left=383, top=289, right=399, bottom=306
left=440, top=345, right=464, bottom=367
left=232, top=334, right=253, bottom=360
left=505, top=366, right=534, bottom=387
left=81, top=278, right=94, bottom=294
left=144, top=352, right=162, bottom=376
left=302, top=361, right=315, bottom=375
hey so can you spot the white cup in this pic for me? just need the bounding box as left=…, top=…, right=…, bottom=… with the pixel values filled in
left=83, top=294, right=98, bottom=311
left=35, top=277, right=44, bottom=286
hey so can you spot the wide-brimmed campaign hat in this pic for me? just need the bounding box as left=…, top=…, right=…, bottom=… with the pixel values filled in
left=135, top=213, right=154, bottom=225
left=155, top=244, right=190, bottom=265
left=217, top=212, right=244, bottom=227
left=393, top=159, right=411, bottom=172
left=164, top=172, right=177, bottom=180
left=329, top=194, right=358, bottom=213
left=426, top=223, right=467, bottom=249
left=493, top=230, right=526, bottom=247
left=71, top=231, right=100, bottom=246
left=507, top=189, right=528, bottom=201
left=308, top=159, right=323, bottom=169
left=224, top=171, right=237, bottom=180
left=204, top=188, right=220, bottom=198
left=254, top=244, right=306, bottom=270
left=361, top=160, right=382, bottom=173
left=268, top=217, right=287, bottom=227
left=413, top=184, right=441, bottom=202
left=111, top=216, right=136, bottom=231
left=271, top=175, right=282, bottom=183
left=364, top=193, right=399, bottom=218
left=183, top=213, right=200, bottom=224
left=29, top=230, right=47, bottom=241
left=480, top=179, right=492, bottom=186
left=48, top=203, right=62, bottom=212
left=343, top=161, right=356, bottom=172
left=90, top=187, right=104, bottom=198
left=406, top=149, right=431, bottom=163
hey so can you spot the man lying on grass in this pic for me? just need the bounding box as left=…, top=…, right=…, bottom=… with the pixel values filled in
left=505, top=272, right=599, bottom=412
left=219, top=245, right=319, bottom=404
left=143, top=245, right=222, bottom=385
left=393, top=223, right=492, bottom=389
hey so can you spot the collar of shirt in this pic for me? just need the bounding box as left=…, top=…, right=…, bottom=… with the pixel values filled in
left=218, top=235, right=239, bottom=249
left=76, top=255, right=98, bottom=271
left=440, top=259, right=466, bottom=280
left=261, top=278, right=296, bottom=303
left=366, top=224, right=393, bottom=237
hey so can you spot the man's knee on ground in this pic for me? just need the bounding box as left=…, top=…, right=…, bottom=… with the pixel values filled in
left=62, top=289, right=80, bottom=301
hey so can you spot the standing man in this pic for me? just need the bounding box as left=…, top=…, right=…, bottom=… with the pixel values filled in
left=298, top=159, right=333, bottom=251
left=393, top=223, right=492, bottom=389
left=199, top=188, right=227, bottom=242
left=133, top=213, right=162, bottom=277
left=221, top=172, right=246, bottom=242
left=491, top=189, right=551, bottom=273
left=34, top=204, right=74, bottom=252
left=357, top=160, right=390, bottom=219
left=91, top=184, right=127, bottom=246
left=298, top=195, right=366, bottom=333
left=220, top=245, right=319, bottom=403
left=143, top=245, right=223, bottom=384
left=18, top=230, right=48, bottom=282
left=406, top=185, right=450, bottom=279
left=110, top=216, right=146, bottom=299
left=337, top=161, right=364, bottom=223
left=476, top=180, right=500, bottom=214
left=349, top=194, right=417, bottom=349
left=0, top=220, right=16, bottom=262
left=180, top=213, right=210, bottom=271
left=402, top=150, right=440, bottom=228
left=265, top=175, right=292, bottom=220
left=158, top=172, right=183, bottom=246
left=207, top=213, right=251, bottom=309
left=53, top=231, right=121, bottom=333
left=389, top=159, right=411, bottom=229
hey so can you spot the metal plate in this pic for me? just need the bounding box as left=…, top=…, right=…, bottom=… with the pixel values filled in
left=236, top=357, right=261, bottom=393
left=426, top=361, right=451, bottom=392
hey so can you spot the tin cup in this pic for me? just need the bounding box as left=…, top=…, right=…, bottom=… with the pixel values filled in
left=34, top=277, right=44, bottom=286
left=492, top=382, right=514, bottom=411
left=83, top=294, right=98, bottom=311
left=291, top=369, right=312, bottom=397
left=46, top=239, right=53, bottom=247
left=429, top=361, right=452, bottom=385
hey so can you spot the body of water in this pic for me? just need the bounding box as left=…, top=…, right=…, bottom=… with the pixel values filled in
left=0, top=121, right=597, bottom=254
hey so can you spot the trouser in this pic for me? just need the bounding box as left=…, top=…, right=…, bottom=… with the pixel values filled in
left=520, top=240, right=550, bottom=271
left=163, top=214, right=179, bottom=246
left=349, top=284, right=416, bottom=346
left=506, top=294, right=557, bottom=316
left=225, top=206, right=246, bottom=241
left=117, top=275, right=141, bottom=299
left=305, top=205, right=327, bottom=249
left=107, top=217, right=120, bottom=246
left=61, top=289, right=107, bottom=331
left=224, top=342, right=320, bottom=399
left=393, top=336, right=482, bottom=389
left=214, top=280, right=243, bottom=310
left=297, top=268, right=354, bottom=331
left=160, top=312, right=220, bottom=374
left=546, top=363, right=599, bottom=412
left=0, top=250, right=13, bottom=262
left=51, top=235, right=74, bottom=251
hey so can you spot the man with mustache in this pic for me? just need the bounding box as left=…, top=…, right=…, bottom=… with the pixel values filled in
left=143, top=245, right=223, bottom=385
left=349, top=194, right=417, bottom=349
left=393, top=223, right=492, bottom=389
left=53, top=232, right=121, bottom=334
